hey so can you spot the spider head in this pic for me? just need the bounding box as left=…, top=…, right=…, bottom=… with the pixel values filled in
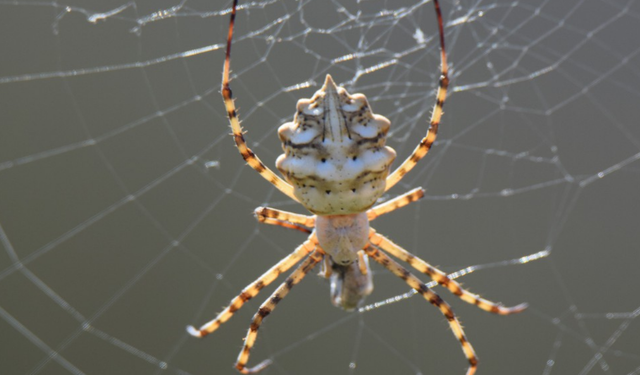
left=315, top=213, right=369, bottom=266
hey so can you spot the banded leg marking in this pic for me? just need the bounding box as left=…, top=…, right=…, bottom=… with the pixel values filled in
left=385, top=0, right=449, bottom=192
left=187, top=235, right=317, bottom=337
left=235, top=250, right=324, bottom=374
left=254, top=207, right=315, bottom=228
left=369, top=230, right=528, bottom=315
left=257, top=217, right=312, bottom=234
left=365, top=245, right=478, bottom=375
left=367, top=187, right=425, bottom=221
left=222, top=0, right=297, bottom=201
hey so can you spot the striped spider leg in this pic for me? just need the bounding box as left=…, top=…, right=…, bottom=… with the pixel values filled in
left=363, top=244, right=481, bottom=373
left=221, top=0, right=297, bottom=202
left=368, top=229, right=528, bottom=315
left=235, top=249, right=325, bottom=373
left=189, top=0, right=529, bottom=373
left=384, top=0, right=449, bottom=192
left=186, top=235, right=318, bottom=339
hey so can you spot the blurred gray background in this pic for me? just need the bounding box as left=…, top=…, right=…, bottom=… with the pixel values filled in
left=1, top=1, right=639, bottom=374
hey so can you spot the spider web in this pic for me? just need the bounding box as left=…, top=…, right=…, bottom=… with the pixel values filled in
left=1, top=0, right=639, bottom=374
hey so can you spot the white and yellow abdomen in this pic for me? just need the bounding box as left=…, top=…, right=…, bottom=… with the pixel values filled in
left=276, top=75, right=396, bottom=215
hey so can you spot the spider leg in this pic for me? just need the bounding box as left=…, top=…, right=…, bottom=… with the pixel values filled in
left=365, top=244, right=478, bottom=375
left=385, top=0, right=449, bottom=192
left=319, top=255, right=332, bottom=278
left=187, top=235, right=318, bottom=337
left=256, top=217, right=311, bottom=234
left=367, top=187, right=425, bottom=221
left=223, top=0, right=297, bottom=201
left=369, top=229, right=528, bottom=315
left=357, top=250, right=369, bottom=275
left=254, top=207, right=315, bottom=229
left=235, top=249, right=324, bottom=374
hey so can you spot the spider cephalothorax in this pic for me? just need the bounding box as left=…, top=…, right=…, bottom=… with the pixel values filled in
left=276, top=75, right=396, bottom=215
left=188, top=1, right=530, bottom=374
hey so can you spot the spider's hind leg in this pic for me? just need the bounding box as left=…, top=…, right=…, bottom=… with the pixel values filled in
left=235, top=249, right=324, bottom=374
left=369, top=229, right=528, bottom=315
left=365, top=245, right=478, bottom=375
left=187, top=236, right=317, bottom=337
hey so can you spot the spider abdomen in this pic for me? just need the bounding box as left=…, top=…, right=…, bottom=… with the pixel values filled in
left=276, top=75, right=396, bottom=215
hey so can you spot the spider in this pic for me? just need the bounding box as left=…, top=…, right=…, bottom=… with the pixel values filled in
left=188, top=1, right=528, bottom=374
